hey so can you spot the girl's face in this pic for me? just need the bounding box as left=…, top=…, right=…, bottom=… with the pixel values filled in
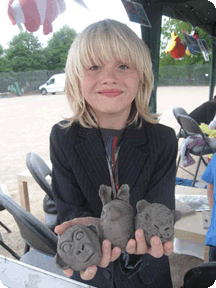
left=82, top=59, right=139, bottom=127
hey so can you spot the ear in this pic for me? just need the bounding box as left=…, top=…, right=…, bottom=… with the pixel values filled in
left=99, top=184, right=112, bottom=206
left=136, top=199, right=149, bottom=213
left=86, top=224, right=100, bottom=236
left=172, top=210, right=182, bottom=223
left=117, top=184, right=130, bottom=202
left=55, top=253, right=70, bottom=270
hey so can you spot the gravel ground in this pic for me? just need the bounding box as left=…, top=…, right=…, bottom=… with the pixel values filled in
left=0, top=86, right=210, bottom=287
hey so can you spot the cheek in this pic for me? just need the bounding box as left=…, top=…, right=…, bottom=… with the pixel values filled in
left=125, top=76, right=139, bottom=95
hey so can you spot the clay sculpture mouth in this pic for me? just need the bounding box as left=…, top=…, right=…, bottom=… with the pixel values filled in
left=84, top=253, right=94, bottom=263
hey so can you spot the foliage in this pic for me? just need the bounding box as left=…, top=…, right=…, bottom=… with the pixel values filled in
left=5, top=32, right=46, bottom=72
left=0, top=44, right=12, bottom=72
left=44, top=25, right=77, bottom=70
left=160, top=17, right=213, bottom=66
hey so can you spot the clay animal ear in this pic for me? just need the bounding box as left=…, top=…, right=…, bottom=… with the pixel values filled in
left=172, top=210, right=182, bottom=223
left=136, top=199, right=149, bottom=213
left=86, top=224, right=100, bottom=236
left=117, top=184, right=130, bottom=202
left=55, top=253, right=70, bottom=270
left=99, top=184, right=112, bottom=206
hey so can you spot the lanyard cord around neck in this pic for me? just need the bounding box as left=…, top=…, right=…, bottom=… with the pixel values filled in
left=106, top=136, right=120, bottom=199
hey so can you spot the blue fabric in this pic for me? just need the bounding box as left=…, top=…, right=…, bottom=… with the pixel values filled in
left=176, top=177, right=194, bottom=187
left=201, top=153, right=216, bottom=246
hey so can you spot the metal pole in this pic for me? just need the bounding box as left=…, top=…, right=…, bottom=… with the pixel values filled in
left=209, top=40, right=216, bottom=100
left=141, top=2, right=163, bottom=113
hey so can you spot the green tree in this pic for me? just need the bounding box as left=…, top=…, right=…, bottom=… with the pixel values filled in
left=45, top=25, right=77, bottom=70
left=160, top=17, right=212, bottom=66
left=0, top=44, right=12, bottom=72
left=6, top=32, right=46, bottom=72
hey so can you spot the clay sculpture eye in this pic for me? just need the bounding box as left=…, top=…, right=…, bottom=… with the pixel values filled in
left=145, top=213, right=151, bottom=221
left=61, top=243, right=73, bottom=253
left=75, top=231, right=84, bottom=241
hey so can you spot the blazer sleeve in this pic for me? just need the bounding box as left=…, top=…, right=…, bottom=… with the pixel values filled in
left=118, top=126, right=178, bottom=277
left=50, top=124, right=94, bottom=223
left=143, top=126, right=178, bottom=210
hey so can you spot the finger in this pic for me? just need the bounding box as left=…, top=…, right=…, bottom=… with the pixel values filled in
left=149, top=236, right=163, bottom=258
left=63, top=268, right=74, bottom=277
left=135, top=229, right=148, bottom=255
left=55, top=220, right=75, bottom=234
left=99, top=240, right=112, bottom=268
left=110, top=246, right=121, bottom=262
left=80, top=265, right=97, bottom=280
left=126, top=238, right=137, bottom=254
left=163, top=241, right=173, bottom=256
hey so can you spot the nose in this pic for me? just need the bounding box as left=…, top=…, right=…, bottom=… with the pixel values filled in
left=100, top=67, right=119, bottom=84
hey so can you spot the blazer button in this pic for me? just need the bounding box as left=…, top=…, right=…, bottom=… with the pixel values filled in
left=103, top=269, right=112, bottom=279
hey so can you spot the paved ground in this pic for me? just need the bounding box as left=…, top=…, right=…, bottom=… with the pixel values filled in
left=0, top=86, right=210, bottom=287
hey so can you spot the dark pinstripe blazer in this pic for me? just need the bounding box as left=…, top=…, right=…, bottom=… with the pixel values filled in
left=50, top=120, right=178, bottom=288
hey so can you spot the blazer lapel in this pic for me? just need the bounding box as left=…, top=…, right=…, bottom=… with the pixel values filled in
left=75, top=122, right=149, bottom=199
left=75, top=126, right=111, bottom=195
left=118, top=123, right=148, bottom=192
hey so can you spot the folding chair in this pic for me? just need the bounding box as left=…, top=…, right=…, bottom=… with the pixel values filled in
left=26, top=152, right=58, bottom=231
left=178, top=115, right=216, bottom=186
left=172, top=107, right=195, bottom=178
left=181, top=261, right=216, bottom=288
left=0, top=186, right=63, bottom=276
left=173, top=107, right=189, bottom=142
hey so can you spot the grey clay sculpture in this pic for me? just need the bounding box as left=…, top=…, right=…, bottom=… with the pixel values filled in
left=56, top=224, right=102, bottom=271
left=135, top=200, right=182, bottom=246
left=99, top=184, right=135, bottom=251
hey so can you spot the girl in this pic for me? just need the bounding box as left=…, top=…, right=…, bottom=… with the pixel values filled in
left=50, top=19, right=177, bottom=288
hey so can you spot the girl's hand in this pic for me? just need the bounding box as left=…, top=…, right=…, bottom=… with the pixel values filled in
left=54, top=217, right=121, bottom=280
left=126, top=228, right=173, bottom=258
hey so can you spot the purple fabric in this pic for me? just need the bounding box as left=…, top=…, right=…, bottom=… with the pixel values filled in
left=184, top=135, right=208, bottom=167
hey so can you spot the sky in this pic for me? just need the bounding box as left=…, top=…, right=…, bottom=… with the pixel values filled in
left=0, top=0, right=142, bottom=49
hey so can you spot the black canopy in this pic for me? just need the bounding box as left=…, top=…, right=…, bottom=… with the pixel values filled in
left=122, top=0, right=216, bottom=111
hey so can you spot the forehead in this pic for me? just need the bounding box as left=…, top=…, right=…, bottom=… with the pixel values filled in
left=79, top=30, right=136, bottom=68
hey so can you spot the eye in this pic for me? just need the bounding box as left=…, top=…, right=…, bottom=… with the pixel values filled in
left=145, top=213, right=151, bottom=221
left=119, top=64, right=129, bottom=70
left=75, top=231, right=84, bottom=240
left=90, top=65, right=100, bottom=71
left=61, top=243, right=73, bottom=253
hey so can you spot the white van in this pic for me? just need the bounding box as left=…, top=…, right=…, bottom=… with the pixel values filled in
left=39, top=73, right=65, bottom=95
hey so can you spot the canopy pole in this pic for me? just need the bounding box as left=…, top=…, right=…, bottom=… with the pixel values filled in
left=209, top=40, right=216, bottom=100
left=141, top=2, right=163, bottom=113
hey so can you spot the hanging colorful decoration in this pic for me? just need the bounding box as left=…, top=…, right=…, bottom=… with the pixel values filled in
left=182, top=29, right=210, bottom=61
left=8, top=0, right=66, bottom=35
left=165, top=31, right=186, bottom=59
left=165, top=29, right=210, bottom=61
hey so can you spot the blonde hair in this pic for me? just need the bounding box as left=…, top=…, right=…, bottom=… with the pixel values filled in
left=64, top=18, right=159, bottom=128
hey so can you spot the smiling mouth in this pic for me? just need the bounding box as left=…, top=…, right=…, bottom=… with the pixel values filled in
left=98, top=90, right=123, bottom=98
left=84, top=253, right=94, bottom=263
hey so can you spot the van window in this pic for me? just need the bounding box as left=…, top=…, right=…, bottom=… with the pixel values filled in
left=47, top=78, right=55, bottom=85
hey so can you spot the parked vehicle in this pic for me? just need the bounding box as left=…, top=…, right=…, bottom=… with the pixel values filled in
left=39, top=73, right=65, bottom=95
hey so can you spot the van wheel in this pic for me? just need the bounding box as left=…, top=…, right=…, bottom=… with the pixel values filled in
left=51, top=92, right=56, bottom=95
left=41, top=88, right=47, bottom=95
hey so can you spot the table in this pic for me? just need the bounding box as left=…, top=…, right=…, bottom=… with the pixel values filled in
left=175, top=185, right=209, bottom=262
left=17, top=161, right=51, bottom=212
left=0, top=255, right=97, bottom=288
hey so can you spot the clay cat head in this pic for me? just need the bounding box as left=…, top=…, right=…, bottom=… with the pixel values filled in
left=56, top=224, right=102, bottom=271
left=99, top=184, right=135, bottom=251
left=135, top=200, right=181, bottom=246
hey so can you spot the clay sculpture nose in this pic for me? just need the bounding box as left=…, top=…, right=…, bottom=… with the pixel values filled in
left=76, top=243, right=94, bottom=261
